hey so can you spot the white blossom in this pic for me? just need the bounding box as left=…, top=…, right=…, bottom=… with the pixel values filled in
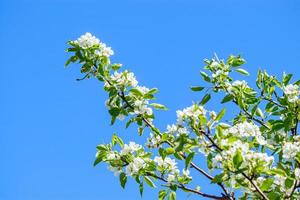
left=107, top=70, right=138, bottom=88
left=126, top=157, right=146, bottom=176
left=74, top=32, right=100, bottom=49
left=224, top=121, right=266, bottom=145
left=108, top=166, right=122, bottom=176
left=176, top=104, right=206, bottom=123
left=283, top=84, right=299, bottom=103
left=146, top=133, right=161, bottom=148
left=282, top=142, right=300, bottom=161
left=212, top=154, right=223, bottom=168
left=135, top=86, right=150, bottom=94
left=106, top=151, right=120, bottom=160
left=154, top=156, right=179, bottom=174
left=120, top=142, right=142, bottom=156
left=167, top=174, right=176, bottom=182
left=133, top=100, right=153, bottom=116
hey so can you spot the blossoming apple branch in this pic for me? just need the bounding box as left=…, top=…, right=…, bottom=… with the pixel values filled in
left=66, top=33, right=300, bottom=200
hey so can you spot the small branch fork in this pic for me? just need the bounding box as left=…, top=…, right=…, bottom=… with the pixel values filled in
left=197, top=129, right=269, bottom=200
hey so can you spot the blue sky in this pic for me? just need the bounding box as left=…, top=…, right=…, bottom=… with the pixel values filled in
left=1, top=0, right=300, bottom=199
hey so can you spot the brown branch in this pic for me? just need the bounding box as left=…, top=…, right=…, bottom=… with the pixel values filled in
left=147, top=173, right=227, bottom=200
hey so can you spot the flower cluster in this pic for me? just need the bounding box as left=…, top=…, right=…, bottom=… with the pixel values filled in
left=126, top=157, right=146, bottom=176
left=154, top=157, right=178, bottom=181
left=74, top=32, right=100, bottom=49
left=146, top=133, right=161, bottom=148
left=120, top=142, right=142, bottom=156
left=283, top=84, right=299, bottom=103
left=133, top=100, right=153, bottom=116
left=106, top=70, right=138, bottom=88
left=223, top=121, right=266, bottom=145
left=282, top=141, right=300, bottom=161
left=166, top=124, right=189, bottom=137
left=73, top=32, right=114, bottom=58
left=176, top=104, right=207, bottom=124
left=213, top=140, right=274, bottom=173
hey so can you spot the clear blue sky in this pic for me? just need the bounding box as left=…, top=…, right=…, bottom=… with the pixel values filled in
left=1, top=0, right=300, bottom=199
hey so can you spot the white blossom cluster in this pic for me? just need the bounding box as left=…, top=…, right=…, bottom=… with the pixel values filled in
left=106, top=151, right=120, bottom=160
left=154, top=156, right=180, bottom=182
left=74, top=32, right=100, bottom=49
left=273, top=174, right=293, bottom=195
left=282, top=141, right=300, bottom=161
left=126, top=157, right=146, bottom=176
left=227, top=80, right=250, bottom=94
left=176, top=104, right=207, bottom=124
left=223, top=121, right=266, bottom=145
left=146, top=133, right=161, bottom=148
left=73, top=33, right=114, bottom=57
left=106, top=70, right=138, bottom=88
left=120, top=142, right=142, bottom=156
left=166, top=124, right=189, bottom=137
left=133, top=100, right=153, bottom=116
left=213, top=140, right=274, bottom=171
left=283, top=84, right=299, bottom=103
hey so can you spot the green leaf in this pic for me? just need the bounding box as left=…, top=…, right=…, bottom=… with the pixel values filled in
left=168, top=191, right=176, bottom=200
left=285, top=177, right=294, bottom=188
left=207, top=153, right=213, bottom=169
left=200, top=94, right=211, bottom=105
left=150, top=103, right=168, bottom=110
left=235, top=68, right=249, bottom=76
left=233, top=150, right=243, bottom=169
left=215, top=108, right=226, bottom=121
left=255, top=107, right=264, bottom=118
left=65, top=55, right=78, bottom=67
left=260, top=178, right=274, bottom=191
left=227, top=55, right=246, bottom=67
left=269, top=168, right=287, bottom=176
left=130, top=88, right=143, bottom=97
left=109, top=107, right=120, bottom=117
left=211, top=173, right=225, bottom=183
left=185, top=152, right=195, bottom=169
left=221, top=94, right=234, bottom=104
left=147, top=88, right=159, bottom=95
left=190, top=86, right=204, bottom=92
left=159, top=190, right=167, bottom=200
left=119, top=172, right=127, bottom=189
left=111, top=63, right=122, bottom=70
left=112, top=134, right=124, bottom=148
left=283, top=73, right=292, bottom=85
left=139, top=182, right=144, bottom=196
left=144, top=176, right=156, bottom=188
left=165, top=147, right=175, bottom=155
left=93, top=151, right=106, bottom=166
left=200, top=71, right=211, bottom=82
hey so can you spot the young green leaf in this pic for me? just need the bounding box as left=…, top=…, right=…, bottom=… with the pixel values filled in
left=200, top=94, right=211, bottom=105
left=119, top=173, right=127, bottom=189
left=150, top=103, right=168, bottom=110
left=144, top=176, right=156, bottom=188
left=235, top=68, right=249, bottom=76
left=190, top=86, right=204, bottom=92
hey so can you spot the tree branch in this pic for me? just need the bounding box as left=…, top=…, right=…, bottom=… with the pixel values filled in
left=147, top=173, right=227, bottom=200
